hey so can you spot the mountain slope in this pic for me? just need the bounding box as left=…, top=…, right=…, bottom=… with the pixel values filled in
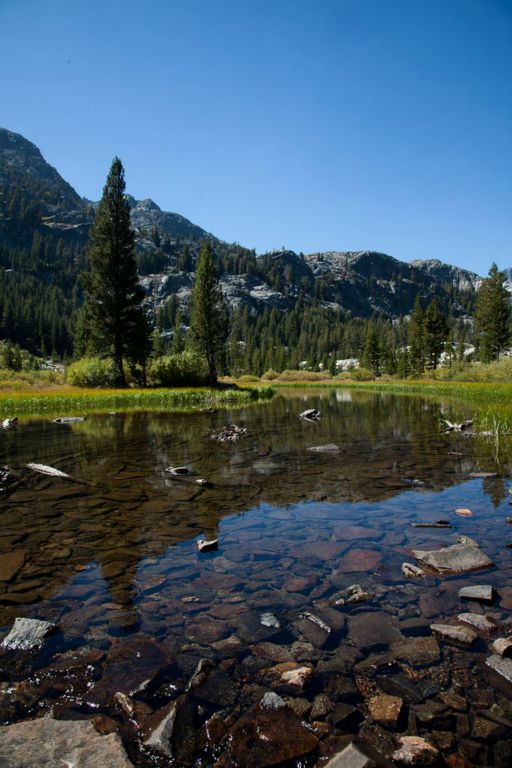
left=0, top=125, right=506, bottom=361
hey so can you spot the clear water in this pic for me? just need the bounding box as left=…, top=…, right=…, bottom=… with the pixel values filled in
left=1, top=390, right=511, bottom=766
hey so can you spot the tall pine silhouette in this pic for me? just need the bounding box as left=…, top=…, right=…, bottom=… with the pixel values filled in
left=188, top=242, right=227, bottom=385
left=80, top=158, right=146, bottom=386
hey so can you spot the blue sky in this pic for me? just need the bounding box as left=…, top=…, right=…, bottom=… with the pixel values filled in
left=1, top=0, right=511, bottom=274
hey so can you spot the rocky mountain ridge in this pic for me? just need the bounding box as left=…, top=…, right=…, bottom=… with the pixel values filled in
left=0, top=126, right=505, bottom=322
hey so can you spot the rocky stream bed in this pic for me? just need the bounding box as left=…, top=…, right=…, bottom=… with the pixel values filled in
left=0, top=390, right=512, bottom=767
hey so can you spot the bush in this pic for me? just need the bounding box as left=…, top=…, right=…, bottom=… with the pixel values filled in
left=147, top=351, right=208, bottom=387
left=67, top=357, right=118, bottom=387
left=238, top=374, right=261, bottom=382
left=261, top=369, right=279, bottom=381
left=276, top=369, right=332, bottom=382
left=341, top=366, right=374, bottom=381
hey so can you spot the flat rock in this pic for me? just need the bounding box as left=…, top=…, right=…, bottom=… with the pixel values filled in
left=486, top=654, right=512, bottom=686
left=457, top=612, right=498, bottom=635
left=2, top=617, right=56, bottom=650
left=392, top=735, right=439, bottom=765
left=458, top=585, right=495, bottom=603
left=390, top=636, right=440, bottom=666
left=0, top=550, right=25, bottom=581
left=87, top=636, right=171, bottom=706
left=307, top=443, right=339, bottom=452
left=412, top=535, right=493, bottom=574
left=491, top=637, right=512, bottom=657
left=368, top=694, right=404, bottom=728
left=322, top=739, right=393, bottom=767
left=348, top=612, right=402, bottom=649
left=217, top=699, right=318, bottom=767
left=339, top=549, right=381, bottom=573
left=0, top=716, right=134, bottom=767
left=430, top=623, right=477, bottom=647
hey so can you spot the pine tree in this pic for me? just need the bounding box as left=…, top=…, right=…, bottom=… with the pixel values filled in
left=475, top=263, right=511, bottom=362
left=80, top=158, right=146, bottom=386
left=171, top=309, right=185, bottom=354
left=408, top=295, right=425, bottom=376
left=424, top=298, right=448, bottom=369
left=188, top=242, right=228, bottom=384
left=362, top=323, right=381, bottom=377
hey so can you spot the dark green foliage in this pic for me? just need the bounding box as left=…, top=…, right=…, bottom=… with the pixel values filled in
left=147, top=351, right=208, bottom=386
left=424, top=298, right=448, bottom=369
left=408, top=295, right=425, bottom=376
left=188, top=243, right=228, bottom=385
left=80, top=158, right=147, bottom=386
left=362, top=323, right=381, bottom=377
left=475, top=263, right=511, bottom=362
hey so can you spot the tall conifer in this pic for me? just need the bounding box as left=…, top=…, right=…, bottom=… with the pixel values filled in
left=81, top=158, right=146, bottom=386
left=475, top=263, right=511, bottom=362
left=188, top=242, right=228, bottom=384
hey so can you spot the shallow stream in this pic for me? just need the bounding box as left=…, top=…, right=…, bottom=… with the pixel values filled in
left=1, top=389, right=511, bottom=766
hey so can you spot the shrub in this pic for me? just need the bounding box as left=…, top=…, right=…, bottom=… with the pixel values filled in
left=261, top=369, right=279, bottom=381
left=276, top=369, right=332, bottom=382
left=147, top=351, right=208, bottom=387
left=238, top=374, right=261, bottom=382
left=67, top=357, right=118, bottom=387
left=345, top=366, right=374, bottom=381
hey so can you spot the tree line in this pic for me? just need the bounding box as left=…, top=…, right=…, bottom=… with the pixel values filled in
left=1, top=156, right=510, bottom=382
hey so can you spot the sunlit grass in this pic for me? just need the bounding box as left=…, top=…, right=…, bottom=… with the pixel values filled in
left=0, top=385, right=274, bottom=418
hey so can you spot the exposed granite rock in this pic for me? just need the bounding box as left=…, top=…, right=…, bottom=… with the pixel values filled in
left=0, top=716, right=134, bottom=767
left=491, top=637, right=512, bottom=657
left=2, top=617, right=56, bottom=650
left=458, top=585, right=495, bottom=603
left=392, top=735, right=439, bottom=765
left=430, top=623, right=477, bottom=647
left=321, top=739, right=394, bottom=767
left=412, top=536, right=493, bottom=574
left=457, top=612, right=498, bottom=635
left=486, top=654, right=512, bottom=686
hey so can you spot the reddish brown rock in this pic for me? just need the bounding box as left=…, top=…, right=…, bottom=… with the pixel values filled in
left=368, top=694, right=404, bottom=728
left=217, top=699, right=318, bottom=767
left=0, top=551, right=25, bottom=582
left=339, top=549, right=381, bottom=573
left=86, top=636, right=172, bottom=706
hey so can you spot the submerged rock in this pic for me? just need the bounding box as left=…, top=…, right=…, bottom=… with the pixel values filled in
left=260, top=612, right=280, bottom=628
left=458, top=585, right=495, bottom=603
left=307, top=443, right=339, bottom=452
left=0, top=716, right=133, bottom=767
left=412, top=535, right=493, bottom=574
left=2, top=617, right=56, bottom=650
left=333, top=583, right=370, bottom=606
left=209, top=425, right=247, bottom=443
left=0, top=551, right=25, bottom=582
left=217, top=698, right=318, bottom=767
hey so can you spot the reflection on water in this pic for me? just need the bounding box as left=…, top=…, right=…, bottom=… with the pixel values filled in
left=0, top=389, right=511, bottom=766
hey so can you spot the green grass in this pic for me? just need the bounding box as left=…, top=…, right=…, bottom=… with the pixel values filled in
left=0, top=385, right=274, bottom=419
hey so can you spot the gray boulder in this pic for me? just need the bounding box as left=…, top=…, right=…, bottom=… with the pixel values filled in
left=2, top=617, right=56, bottom=650
left=412, top=535, right=493, bottom=574
left=0, top=717, right=134, bottom=767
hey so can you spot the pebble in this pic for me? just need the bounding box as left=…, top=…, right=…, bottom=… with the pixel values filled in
left=392, top=735, right=439, bottom=765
